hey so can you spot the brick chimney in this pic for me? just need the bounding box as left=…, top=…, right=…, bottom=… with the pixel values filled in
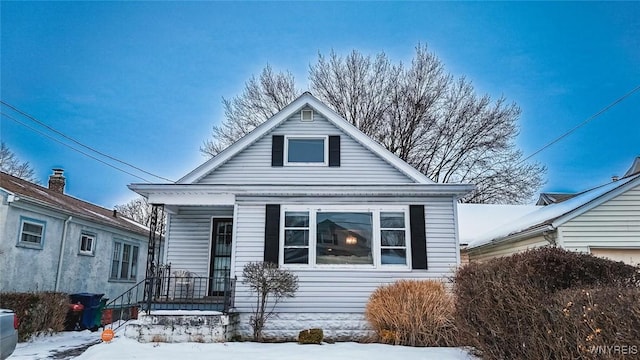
left=48, top=168, right=66, bottom=193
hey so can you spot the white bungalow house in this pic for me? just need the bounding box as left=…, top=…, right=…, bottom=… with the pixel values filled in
left=464, top=163, right=640, bottom=265
left=129, top=92, right=473, bottom=340
left=0, top=170, right=149, bottom=301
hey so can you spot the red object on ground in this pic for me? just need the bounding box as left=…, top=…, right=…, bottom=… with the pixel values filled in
left=69, top=303, right=84, bottom=312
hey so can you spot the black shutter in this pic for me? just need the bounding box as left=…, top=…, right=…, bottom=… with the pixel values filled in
left=264, top=204, right=281, bottom=265
left=328, top=135, right=340, bottom=167
left=410, top=205, right=428, bottom=269
left=271, top=135, right=284, bottom=167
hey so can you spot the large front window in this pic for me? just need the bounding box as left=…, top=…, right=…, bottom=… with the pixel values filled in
left=281, top=206, right=410, bottom=268
left=317, top=212, right=373, bottom=265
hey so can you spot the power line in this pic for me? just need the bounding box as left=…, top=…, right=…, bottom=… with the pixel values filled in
left=0, top=101, right=174, bottom=182
left=519, top=84, right=640, bottom=165
left=1, top=111, right=152, bottom=182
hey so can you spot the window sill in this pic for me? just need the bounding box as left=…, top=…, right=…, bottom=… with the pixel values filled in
left=78, top=252, right=95, bottom=257
left=16, top=242, right=43, bottom=250
left=283, top=162, right=328, bottom=167
left=280, top=265, right=413, bottom=272
left=108, top=278, right=137, bottom=283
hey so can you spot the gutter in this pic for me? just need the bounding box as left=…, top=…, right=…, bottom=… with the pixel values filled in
left=54, top=216, right=73, bottom=292
left=467, top=224, right=554, bottom=254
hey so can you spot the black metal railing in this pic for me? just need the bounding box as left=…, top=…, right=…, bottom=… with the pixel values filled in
left=104, top=271, right=235, bottom=331
left=149, top=272, right=236, bottom=312
left=104, top=279, right=146, bottom=330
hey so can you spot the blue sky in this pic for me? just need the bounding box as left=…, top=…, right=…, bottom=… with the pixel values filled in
left=2, top=1, right=639, bottom=208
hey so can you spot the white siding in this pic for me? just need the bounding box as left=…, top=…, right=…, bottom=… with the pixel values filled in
left=561, top=183, right=640, bottom=253
left=232, top=198, right=458, bottom=314
left=198, top=111, right=414, bottom=185
left=166, top=206, right=234, bottom=276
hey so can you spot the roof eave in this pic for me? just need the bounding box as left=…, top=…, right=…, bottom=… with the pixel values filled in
left=9, top=194, right=148, bottom=237
left=467, top=224, right=554, bottom=252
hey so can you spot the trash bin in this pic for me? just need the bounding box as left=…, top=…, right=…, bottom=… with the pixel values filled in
left=70, top=293, right=104, bottom=330
left=93, top=298, right=108, bottom=329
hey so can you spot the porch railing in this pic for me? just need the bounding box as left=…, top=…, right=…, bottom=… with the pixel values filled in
left=147, top=272, right=236, bottom=312
left=104, top=271, right=235, bottom=331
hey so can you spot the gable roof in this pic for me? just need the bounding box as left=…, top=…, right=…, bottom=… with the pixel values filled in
left=467, top=172, right=640, bottom=249
left=1, top=171, right=148, bottom=237
left=624, top=156, right=640, bottom=177
left=535, top=192, right=577, bottom=206
left=178, top=92, right=433, bottom=184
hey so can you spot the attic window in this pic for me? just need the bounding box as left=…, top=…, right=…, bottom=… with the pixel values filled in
left=285, top=136, right=327, bottom=166
left=301, top=109, right=314, bottom=122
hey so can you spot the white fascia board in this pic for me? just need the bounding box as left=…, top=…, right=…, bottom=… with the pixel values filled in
left=147, top=192, right=236, bottom=206
left=129, top=183, right=474, bottom=200
left=551, top=174, right=640, bottom=228
left=176, top=93, right=438, bottom=185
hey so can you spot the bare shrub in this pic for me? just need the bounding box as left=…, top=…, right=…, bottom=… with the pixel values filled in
left=0, top=292, right=68, bottom=341
left=242, top=261, right=298, bottom=342
left=365, top=280, right=457, bottom=347
left=454, top=247, right=640, bottom=360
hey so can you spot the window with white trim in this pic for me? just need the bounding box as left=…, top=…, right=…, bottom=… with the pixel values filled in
left=110, top=240, right=139, bottom=281
left=18, top=217, right=45, bottom=248
left=79, top=232, right=96, bottom=256
left=280, top=206, right=410, bottom=268
left=284, top=136, right=328, bottom=165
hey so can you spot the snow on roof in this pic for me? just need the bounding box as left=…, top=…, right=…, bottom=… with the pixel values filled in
left=467, top=172, right=640, bottom=249
left=0, top=172, right=148, bottom=237
left=457, top=203, right=541, bottom=245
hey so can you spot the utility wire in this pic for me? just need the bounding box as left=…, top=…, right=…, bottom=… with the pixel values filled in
left=519, top=84, right=640, bottom=165
left=1, top=101, right=174, bottom=182
left=1, top=111, right=152, bottom=182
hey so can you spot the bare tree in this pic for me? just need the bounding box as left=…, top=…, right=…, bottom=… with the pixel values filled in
left=242, top=262, right=298, bottom=342
left=115, top=196, right=166, bottom=232
left=201, top=65, right=300, bottom=157
left=201, top=44, right=545, bottom=204
left=0, top=142, right=38, bottom=182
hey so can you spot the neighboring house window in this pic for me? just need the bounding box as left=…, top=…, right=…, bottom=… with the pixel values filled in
left=79, top=232, right=96, bottom=256
left=284, top=136, right=328, bottom=165
left=17, top=217, right=46, bottom=249
left=110, top=240, right=139, bottom=281
left=280, top=206, right=410, bottom=268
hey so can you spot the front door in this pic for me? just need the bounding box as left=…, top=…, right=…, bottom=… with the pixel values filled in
left=209, top=218, right=232, bottom=296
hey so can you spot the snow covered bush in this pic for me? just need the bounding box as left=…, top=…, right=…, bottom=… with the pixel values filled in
left=365, top=280, right=457, bottom=347
left=454, top=247, right=640, bottom=360
left=242, top=261, right=298, bottom=342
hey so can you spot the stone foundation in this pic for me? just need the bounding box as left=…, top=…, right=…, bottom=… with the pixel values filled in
left=124, top=310, right=237, bottom=343
left=234, top=312, right=374, bottom=342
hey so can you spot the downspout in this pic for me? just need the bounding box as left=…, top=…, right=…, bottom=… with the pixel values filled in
left=55, top=216, right=73, bottom=291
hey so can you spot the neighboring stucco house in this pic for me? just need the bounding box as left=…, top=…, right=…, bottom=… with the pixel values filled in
left=465, top=167, right=640, bottom=265
left=0, top=170, right=149, bottom=301
left=129, top=92, right=473, bottom=339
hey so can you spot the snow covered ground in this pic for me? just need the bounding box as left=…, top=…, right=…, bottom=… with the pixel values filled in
left=9, top=329, right=477, bottom=360
left=10, top=330, right=99, bottom=360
